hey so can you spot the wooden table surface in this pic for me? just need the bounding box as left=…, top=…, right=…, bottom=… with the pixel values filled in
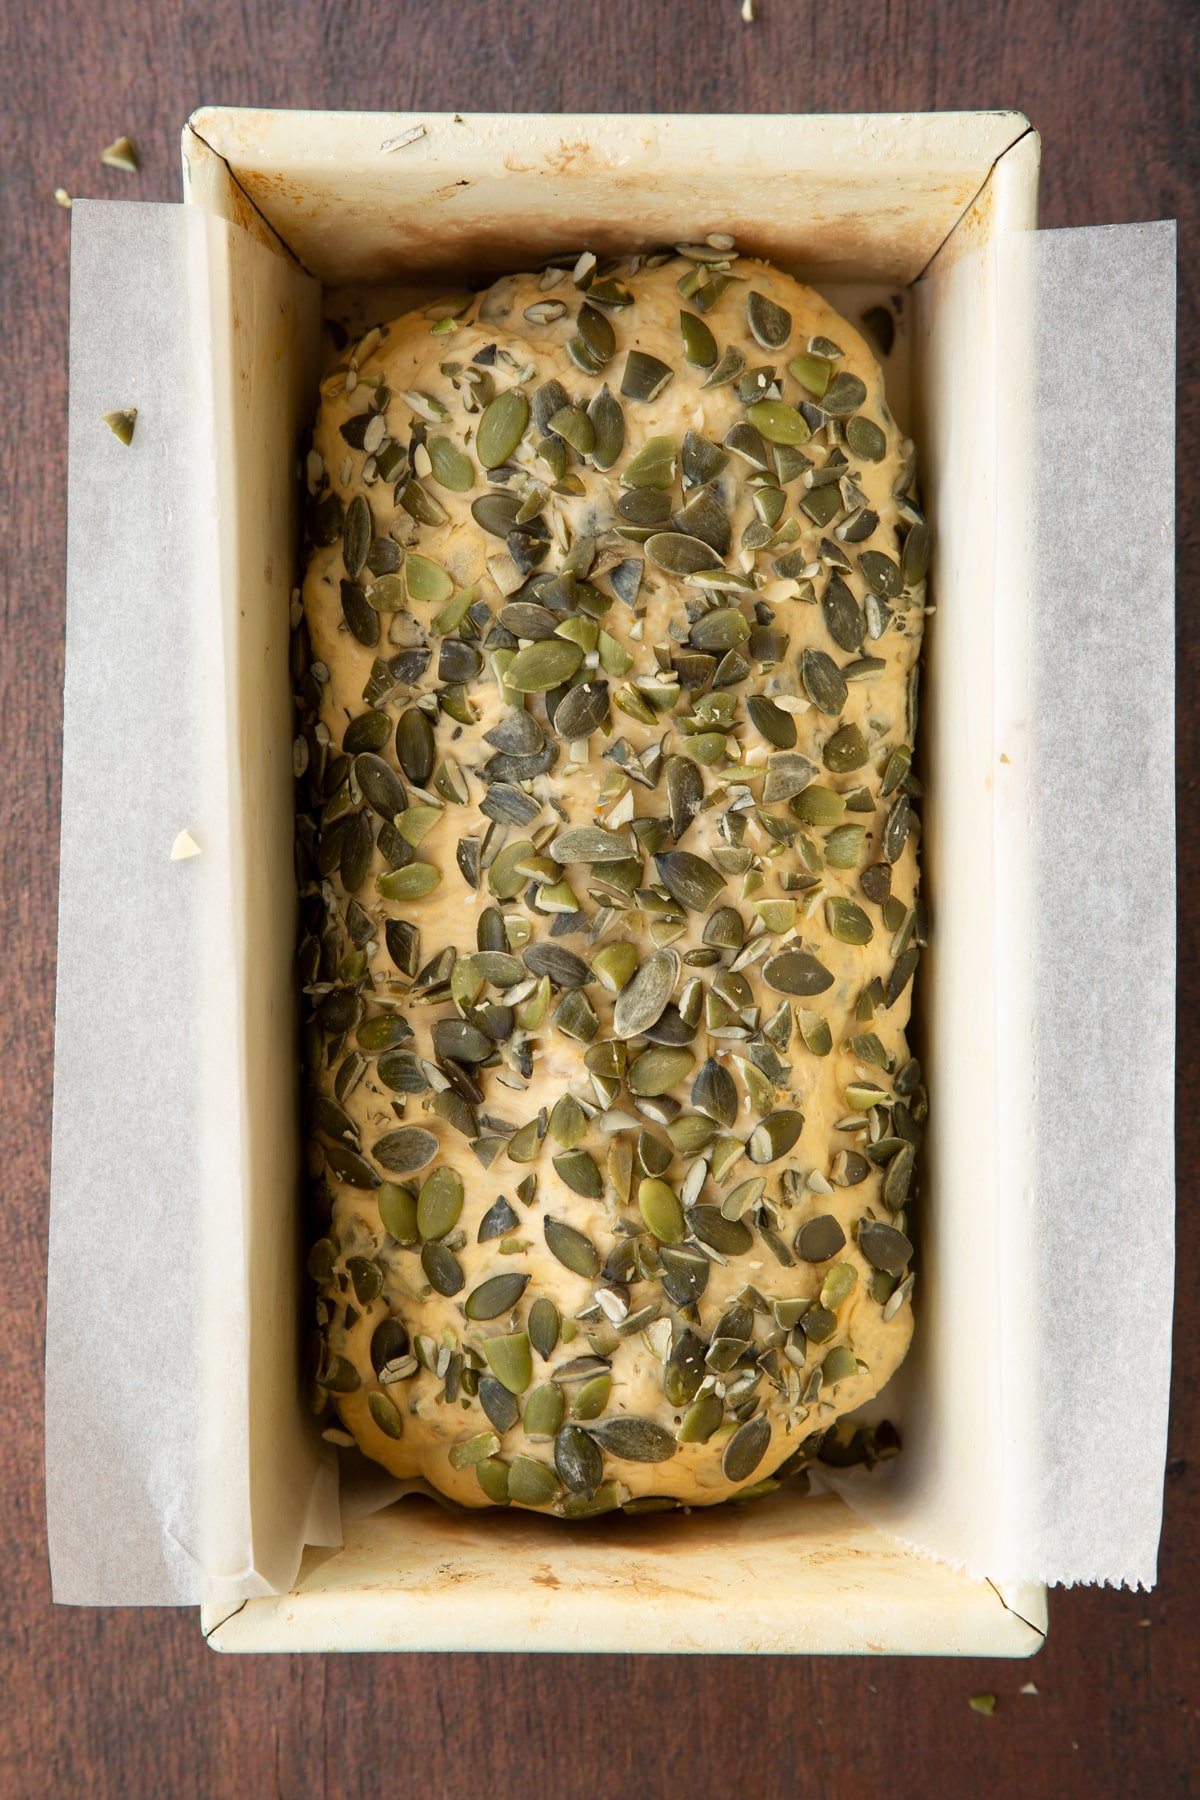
left=2, top=2, right=1194, bottom=1794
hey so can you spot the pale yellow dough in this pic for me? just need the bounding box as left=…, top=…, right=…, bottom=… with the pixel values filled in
left=300, top=253, right=922, bottom=1514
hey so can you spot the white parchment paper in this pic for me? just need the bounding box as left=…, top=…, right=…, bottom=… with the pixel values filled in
left=840, top=223, right=1177, bottom=1591
left=47, top=206, right=1175, bottom=1607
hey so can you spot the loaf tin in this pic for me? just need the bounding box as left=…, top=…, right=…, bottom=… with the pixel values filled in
left=47, top=110, right=1176, bottom=1654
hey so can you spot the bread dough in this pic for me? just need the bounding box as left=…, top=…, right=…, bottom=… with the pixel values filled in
left=298, top=250, right=925, bottom=1515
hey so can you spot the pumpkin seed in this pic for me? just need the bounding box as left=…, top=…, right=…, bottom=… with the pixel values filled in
left=654, top=851, right=725, bottom=913
left=544, top=1215, right=601, bottom=1278
left=465, top=1272, right=530, bottom=1321
left=687, top=1205, right=752, bottom=1255
left=678, top=1393, right=724, bottom=1444
left=591, top=1417, right=678, bottom=1463
left=820, top=1345, right=857, bottom=1388
left=691, top=1057, right=739, bottom=1127
left=823, top=372, right=867, bottom=415
left=506, top=638, right=584, bottom=692
left=529, top=1296, right=561, bottom=1359
left=478, top=1195, right=520, bottom=1241
left=507, top=1454, right=559, bottom=1506
left=450, top=1429, right=502, bottom=1469
left=427, top=435, right=474, bottom=491
left=587, top=385, right=625, bottom=469
left=628, top=1046, right=694, bottom=1097
left=859, top=550, right=903, bottom=598
left=821, top=1262, right=858, bottom=1309
left=620, top=435, right=676, bottom=489
left=680, top=310, right=718, bottom=367
left=748, top=1109, right=804, bottom=1164
left=421, top=1240, right=465, bottom=1295
left=368, top=1391, right=404, bottom=1439
left=554, top=680, right=610, bottom=738
left=405, top=553, right=454, bottom=604
left=374, top=1127, right=439, bottom=1176
left=902, top=520, right=931, bottom=587
left=796, top=1214, right=846, bottom=1261
left=763, top=949, right=833, bottom=996
left=660, top=1242, right=710, bottom=1306
left=613, top=949, right=679, bottom=1037
left=747, top=291, right=792, bottom=350
left=622, top=349, right=675, bottom=403
left=638, top=1177, right=685, bottom=1244
left=846, top=416, right=886, bottom=462
left=858, top=1220, right=913, bottom=1275
left=524, top=1383, right=566, bottom=1438
left=346, top=1255, right=383, bottom=1305
left=821, top=894, right=873, bottom=947
left=483, top=1332, right=532, bottom=1394
left=550, top=825, right=632, bottom=863
left=477, top=389, right=530, bottom=468
left=723, top=1413, right=771, bottom=1481
left=746, top=399, right=810, bottom=445
left=645, top=531, right=723, bottom=576
left=370, top=1317, right=410, bottom=1375
left=823, top=723, right=869, bottom=773
left=554, top=1423, right=604, bottom=1494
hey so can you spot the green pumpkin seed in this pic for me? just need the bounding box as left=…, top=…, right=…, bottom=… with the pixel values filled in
left=747, top=291, right=792, bottom=350
left=474, top=1458, right=511, bottom=1504
left=680, top=310, right=718, bottom=367
left=421, top=1240, right=464, bottom=1295
left=544, top=1215, right=601, bottom=1278
left=858, top=1219, right=913, bottom=1275
left=703, top=345, right=746, bottom=389
left=746, top=693, right=797, bottom=748
left=529, top=1296, right=561, bottom=1359
left=575, top=301, right=616, bottom=364
left=506, top=638, right=584, bottom=693
left=723, top=1413, right=771, bottom=1481
left=691, top=1057, right=739, bottom=1127
left=587, top=385, right=625, bottom=469
left=376, top=862, right=440, bottom=900
left=554, top=1424, right=604, bottom=1495
left=846, top=416, right=886, bottom=462
left=821, top=1262, right=858, bottom=1309
left=748, top=1109, right=804, bottom=1164
left=346, top=1255, right=383, bottom=1305
left=825, top=825, right=866, bottom=869
left=902, top=520, right=931, bottom=587
left=571, top=1374, right=613, bottom=1420
left=374, top=1127, right=439, bottom=1176
left=645, top=531, right=723, bottom=576
left=620, top=435, right=676, bottom=489
left=796, top=1214, right=846, bottom=1262
left=449, top=1430, right=502, bottom=1470
left=613, top=949, right=678, bottom=1037
left=653, top=851, right=725, bottom=913
left=664, top=1330, right=706, bottom=1406
left=763, top=949, right=833, bottom=996
left=368, top=1391, right=404, bottom=1439
left=746, top=400, right=810, bottom=445
left=823, top=372, right=868, bottom=416
left=859, top=550, right=903, bottom=598
left=593, top=940, right=638, bottom=992
left=550, top=825, right=632, bottom=863
left=395, top=706, right=436, bottom=784
left=825, top=896, right=874, bottom=944
left=525, top=1383, right=566, bottom=1437
left=621, top=349, right=674, bottom=402
left=405, top=553, right=454, bottom=604
left=464, top=1272, right=530, bottom=1321
left=376, top=1181, right=418, bottom=1242
left=822, top=1344, right=859, bottom=1386
left=628, top=1046, right=694, bottom=1097
left=478, top=1377, right=520, bottom=1433
left=800, top=648, right=848, bottom=716
left=552, top=1148, right=603, bottom=1198
left=638, top=1177, right=685, bottom=1243
left=477, top=389, right=530, bottom=468
left=483, top=1332, right=532, bottom=1394
left=591, top=1417, right=678, bottom=1463
left=677, top=1393, right=724, bottom=1444
left=427, top=435, right=475, bottom=491
left=823, top=722, right=869, bottom=773
left=508, top=1453, right=560, bottom=1506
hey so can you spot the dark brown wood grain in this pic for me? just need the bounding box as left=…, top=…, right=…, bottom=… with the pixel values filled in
left=1, top=1, right=1195, bottom=1795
